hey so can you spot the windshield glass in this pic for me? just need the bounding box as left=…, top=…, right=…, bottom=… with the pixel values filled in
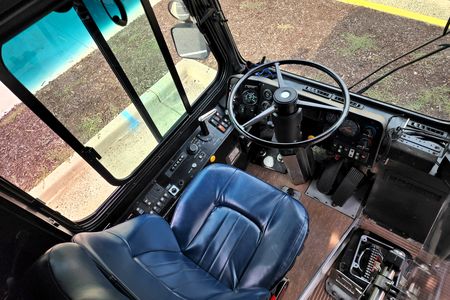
left=222, top=0, right=450, bottom=120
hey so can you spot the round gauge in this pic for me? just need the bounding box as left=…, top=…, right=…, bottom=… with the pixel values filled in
left=242, top=90, right=258, bottom=105
left=260, top=100, right=271, bottom=110
left=338, top=120, right=360, bottom=137
left=263, top=89, right=273, bottom=100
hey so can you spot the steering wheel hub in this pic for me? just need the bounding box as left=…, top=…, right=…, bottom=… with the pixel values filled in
left=273, top=87, right=298, bottom=115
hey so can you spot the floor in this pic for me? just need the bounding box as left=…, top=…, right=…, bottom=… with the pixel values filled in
left=248, top=164, right=450, bottom=300
left=246, top=164, right=353, bottom=300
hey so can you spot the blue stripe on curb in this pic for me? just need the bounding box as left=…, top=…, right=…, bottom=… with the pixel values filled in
left=121, top=110, right=140, bottom=130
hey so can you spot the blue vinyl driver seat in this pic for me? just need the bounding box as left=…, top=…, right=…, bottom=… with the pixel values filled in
left=25, top=164, right=309, bottom=300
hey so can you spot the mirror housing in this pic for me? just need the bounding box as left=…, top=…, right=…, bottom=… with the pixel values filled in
left=171, top=23, right=210, bottom=60
left=168, top=0, right=190, bottom=22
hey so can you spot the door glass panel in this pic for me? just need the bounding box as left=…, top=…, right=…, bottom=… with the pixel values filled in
left=1, top=4, right=186, bottom=179
left=0, top=84, right=115, bottom=220
left=84, top=0, right=187, bottom=135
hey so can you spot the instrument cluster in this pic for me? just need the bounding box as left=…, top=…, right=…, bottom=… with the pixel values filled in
left=323, top=112, right=383, bottom=165
left=234, top=83, right=276, bottom=123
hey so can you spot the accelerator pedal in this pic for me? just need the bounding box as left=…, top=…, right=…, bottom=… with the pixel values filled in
left=331, top=167, right=364, bottom=207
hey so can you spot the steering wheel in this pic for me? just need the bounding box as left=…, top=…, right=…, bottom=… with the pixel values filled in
left=227, top=60, right=351, bottom=149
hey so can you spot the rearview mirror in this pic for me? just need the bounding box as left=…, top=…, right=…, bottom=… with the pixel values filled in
left=171, top=23, right=210, bottom=60
left=168, top=0, right=190, bottom=22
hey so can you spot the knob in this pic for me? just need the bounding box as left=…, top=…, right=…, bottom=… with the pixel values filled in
left=187, top=143, right=199, bottom=155
left=198, top=109, right=217, bottom=136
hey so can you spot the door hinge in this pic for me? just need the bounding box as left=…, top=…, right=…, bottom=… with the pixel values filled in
left=82, top=146, right=102, bottom=161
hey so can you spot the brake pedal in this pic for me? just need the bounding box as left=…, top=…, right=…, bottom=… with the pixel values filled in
left=331, top=167, right=364, bottom=206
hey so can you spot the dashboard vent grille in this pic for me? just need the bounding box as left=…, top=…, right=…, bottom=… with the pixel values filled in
left=407, top=120, right=448, bottom=138
left=303, top=86, right=364, bottom=109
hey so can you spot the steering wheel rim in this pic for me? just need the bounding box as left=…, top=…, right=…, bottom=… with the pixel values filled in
left=227, top=59, right=351, bottom=149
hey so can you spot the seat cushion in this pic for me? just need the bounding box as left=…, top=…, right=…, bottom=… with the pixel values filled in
left=73, top=214, right=270, bottom=300
left=171, top=164, right=309, bottom=290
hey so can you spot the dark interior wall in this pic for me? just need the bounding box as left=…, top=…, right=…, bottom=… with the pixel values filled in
left=0, top=0, right=24, bottom=16
left=0, top=202, right=69, bottom=298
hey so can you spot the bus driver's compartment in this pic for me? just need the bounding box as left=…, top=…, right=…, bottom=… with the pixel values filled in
left=0, top=0, right=449, bottom=300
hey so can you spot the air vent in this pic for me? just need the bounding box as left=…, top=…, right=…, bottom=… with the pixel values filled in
left=332, top=95, right=364, bottom=110
left=407, top=120, right=448, bottom=138
left=303, top=86, right=364, bottom=109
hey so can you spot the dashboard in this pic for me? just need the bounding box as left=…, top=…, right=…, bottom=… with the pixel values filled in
left=120, top=74, right=448, bottom=225
left=230, top=77, right=385, bottom=166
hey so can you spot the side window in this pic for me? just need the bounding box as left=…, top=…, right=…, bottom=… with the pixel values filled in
left=0, top=83, right=115, bottom=220
left=152, top=0, right=218, bottom=104
left=0, top=0, right=219, bottom=220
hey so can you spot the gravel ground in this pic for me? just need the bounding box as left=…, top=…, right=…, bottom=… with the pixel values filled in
left=220, top=0, right=449, bottom=119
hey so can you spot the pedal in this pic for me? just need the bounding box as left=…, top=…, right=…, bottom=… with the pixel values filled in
left=331, top=167, right=364, bottom=206
left=281, top=186, right=301, bottom=201
left=317, top=160, right=344, bottom=194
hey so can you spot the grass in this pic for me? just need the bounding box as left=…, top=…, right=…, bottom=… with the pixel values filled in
left=340, top=33, right=377, bottom=56
left=0, top=105, right=26, bottom=128
left=405, top=86, right=450, bottom=116
left=277, top=23, right=294, bottom=31
left=108, top=15, right=169, bottom=97
left=78, top=114, right=104, bottom=142
left=365, top=88, right=397, bottom=103
left=239, top=1, right=264, bottom=10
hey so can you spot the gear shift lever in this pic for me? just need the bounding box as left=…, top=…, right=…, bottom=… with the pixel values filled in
left=198, top=108, right=217, bottom=137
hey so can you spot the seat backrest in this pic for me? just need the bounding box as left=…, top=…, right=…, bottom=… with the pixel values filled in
left=171, top=164, right=309, bottom=290
left=22, top=243, right=129, bottom=300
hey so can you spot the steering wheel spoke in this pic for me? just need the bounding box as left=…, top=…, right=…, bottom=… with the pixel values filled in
left=243, top=105, right=276, bottom=128
left=275, top=62, right=286, bottom=88
left=296, top=99, right=341, bottom=111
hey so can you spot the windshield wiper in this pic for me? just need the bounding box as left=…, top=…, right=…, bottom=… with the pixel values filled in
left=351, top=17, right=450, bottom=94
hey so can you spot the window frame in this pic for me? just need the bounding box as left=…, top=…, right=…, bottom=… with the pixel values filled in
left=0, top=0, right=205, bottom=185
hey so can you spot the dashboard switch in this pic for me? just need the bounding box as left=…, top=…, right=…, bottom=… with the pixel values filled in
left=348, top=148, right=355, bottom=158
left=187, top=143, right=199, bottom=155
left=168, top=185, right=180, bottom=196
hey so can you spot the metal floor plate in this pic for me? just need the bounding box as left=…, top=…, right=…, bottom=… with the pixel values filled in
left=305, top=179, right=363, bottom=218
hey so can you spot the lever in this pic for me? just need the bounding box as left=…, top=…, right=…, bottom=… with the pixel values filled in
left=198, top=108, right=216, bottom=136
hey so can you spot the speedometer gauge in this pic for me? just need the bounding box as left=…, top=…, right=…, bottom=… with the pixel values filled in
left=242, top=90, right=258, bottom=105
left=338, top=120, right=360, bottom=137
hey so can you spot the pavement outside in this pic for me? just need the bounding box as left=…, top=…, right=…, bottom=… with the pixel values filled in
left=357, top=0, right=450, bottom=20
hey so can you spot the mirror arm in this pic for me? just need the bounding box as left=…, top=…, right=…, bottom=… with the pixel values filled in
left=197, top=7, right=217, bottom=26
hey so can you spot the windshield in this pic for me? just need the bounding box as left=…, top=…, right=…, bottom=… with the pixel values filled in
left=222, top=0, right=450, bottom=120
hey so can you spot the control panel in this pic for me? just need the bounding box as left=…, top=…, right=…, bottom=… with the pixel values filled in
left=387, top=117, right=449, bottom=171
left=324, top=112, right=384, bottom=166
left=125, top=108, right=233, bottom=219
